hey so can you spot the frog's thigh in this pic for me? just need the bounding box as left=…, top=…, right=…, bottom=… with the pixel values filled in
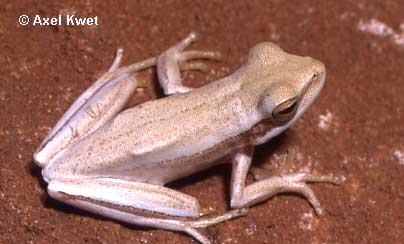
left=34, top=49, right=157, bottom=167
left=47, top=178, right=246, bottom=244
left=48, top=178, right=201, bottom=217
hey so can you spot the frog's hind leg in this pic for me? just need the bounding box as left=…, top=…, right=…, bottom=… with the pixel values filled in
left=34, top=49, right=157, bottom=168
left=157, top=32, right=222, bottom=95
left=47, top=178, right=246, bottom=244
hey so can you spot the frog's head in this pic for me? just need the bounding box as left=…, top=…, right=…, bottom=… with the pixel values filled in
left=248, top=42, right=326, bottom=142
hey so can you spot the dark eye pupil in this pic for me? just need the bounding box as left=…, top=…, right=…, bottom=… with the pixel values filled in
left=278, top=102, right=297, bottom=114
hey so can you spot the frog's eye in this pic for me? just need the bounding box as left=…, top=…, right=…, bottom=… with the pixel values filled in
left=272, top=97, right=298, bottom=124
left=311, top=73, right=319, bottom=81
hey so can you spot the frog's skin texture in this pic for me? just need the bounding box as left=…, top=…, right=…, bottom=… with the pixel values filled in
left=33, top=33, right=343, bottom=244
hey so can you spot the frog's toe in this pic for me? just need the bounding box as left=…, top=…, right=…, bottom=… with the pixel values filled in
left=285, top=172, right=345, bottom=185
left=278, top=172, right=344, bottom=215
left=180, top=62, right=209, bottom=72
left=181, top=50, right=223, bottom=62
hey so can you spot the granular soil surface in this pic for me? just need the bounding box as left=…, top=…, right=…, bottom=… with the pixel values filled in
left=1, top=1, right=403, bottom=243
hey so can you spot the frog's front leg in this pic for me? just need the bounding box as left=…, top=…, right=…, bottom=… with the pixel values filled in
left=48, top=178, right=246, bottom=244
left=230, top=147, right=344, bottom=216
left=157, top=32, right=222, bottom=95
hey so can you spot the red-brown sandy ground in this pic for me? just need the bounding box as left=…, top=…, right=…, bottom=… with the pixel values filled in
left=1, top=1, right=403, bottom=243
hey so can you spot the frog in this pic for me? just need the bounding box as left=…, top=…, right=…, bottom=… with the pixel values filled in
left=33, top=32, right=343, bottom=244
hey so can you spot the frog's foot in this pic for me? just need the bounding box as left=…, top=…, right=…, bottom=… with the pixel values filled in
left=248, top=169, right=344, bottom=214
left=270, top=173, right=345, bottom=216
left=157, top=32, right=222, bottom=95
left=231, top=150, right=345, bottom=216
left=237, top=172, right=344, bottom=216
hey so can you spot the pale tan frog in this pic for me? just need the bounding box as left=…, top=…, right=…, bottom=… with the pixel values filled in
left=34, top=33, right=343, bottom=244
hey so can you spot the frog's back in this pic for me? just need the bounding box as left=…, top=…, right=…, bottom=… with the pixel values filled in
left=45, top=76, right=261, bottom=184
